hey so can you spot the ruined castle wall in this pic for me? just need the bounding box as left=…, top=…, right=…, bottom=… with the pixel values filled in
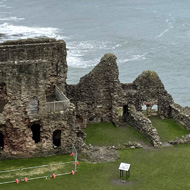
left=0, top=39, right=85, bottom=158
left=66, top=54, right=124, bottom=125
left=170, top=103, right=190, bottom=131
left=125, top=104, right=162, bottom=147
left=0, top=60, right=84, bottom=157
left=0, top=61, right=47, bottom=156
left=0, top=39, right=68, bottom=94
left=121, top=71, right=173, bottom=118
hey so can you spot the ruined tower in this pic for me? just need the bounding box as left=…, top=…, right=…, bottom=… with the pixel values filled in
left=0, top=38, right=85, bottom=158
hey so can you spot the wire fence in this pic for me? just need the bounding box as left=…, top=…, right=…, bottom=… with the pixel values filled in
left=0, top=146, right=78, bottom=185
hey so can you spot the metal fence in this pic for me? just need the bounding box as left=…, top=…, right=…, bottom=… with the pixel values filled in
left=46, top=100, right=70, bottom=113
left=55, top=86, right=68, bottom=101
left=46, top=86, right=70, bottom=113
left=20, top=165, right=50, bottom=182
left=0, top=169, right=20, bottom=185
left=0, top=146, right=78, bottom=185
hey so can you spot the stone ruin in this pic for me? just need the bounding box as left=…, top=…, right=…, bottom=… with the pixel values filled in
left=0, top=38, right=189, bottom=158
left=0, top=39, right=85, bottom=158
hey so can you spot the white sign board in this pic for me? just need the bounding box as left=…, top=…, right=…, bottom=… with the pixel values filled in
left=119, top=162, right=130, bottom=171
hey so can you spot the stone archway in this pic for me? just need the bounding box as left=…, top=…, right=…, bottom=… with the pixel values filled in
left=0, top=132, right=4, bottom=150
left=53, top=130, right=61, bottom=148
left=143, top=102, right=158, bottom=116
left=31, top=124, right=41, bottom=143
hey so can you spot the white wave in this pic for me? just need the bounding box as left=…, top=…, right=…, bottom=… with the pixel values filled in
left=67, top=53, right=98, bottom=68
left=0, top=23, right=66, bottom=41
left=0, top=12, right=9, bottom=14
left=155, top=25, right=173, bottom=39
left=155, top=28, right=169, bottom=39
left=66, top=40, right=111, bottom=68
left=66, top=40, right=129, bottom=68
left=119, top=53, right=147, bottom=63
left=68, top=40, right=119, bottom=51
left=67, top=42, right=98, bottom=68
left=0, top=4, right=10, bottom=8
left=0, top=16, right=25, bottom=21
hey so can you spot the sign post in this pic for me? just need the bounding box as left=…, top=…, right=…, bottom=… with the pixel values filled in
left=118, top=162, right=130, bottom=179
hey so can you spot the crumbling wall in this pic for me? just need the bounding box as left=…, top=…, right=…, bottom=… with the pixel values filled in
left=0, top=38, right=68, bottom=94
left=170, top=103, right=190, bottom=131
left=0, top=60, right=84, bottom=158
left=122, top=71, right=173, bottom=118
left=66, top=53, right=125, bottom=126
left=125, top=104, right=162, bottom=147
left=169, top=134, right=190, bottom=145
left=0, top=39, right=85, bottom=158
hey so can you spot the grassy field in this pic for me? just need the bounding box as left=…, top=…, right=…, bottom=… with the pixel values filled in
left=150, top=116, right=189, bottom=142
left=1, top=145, right=190, bottom=190
left=84, top=122, right=149, bottom=146
left=1, top=118, right=190, bottom=190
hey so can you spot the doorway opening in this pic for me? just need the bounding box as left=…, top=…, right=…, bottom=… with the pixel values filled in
left=53, top=130, right=61, bottom=148
left=123, top=105, right=129, bottom=122
left=31, top=124, right=41, bottom=143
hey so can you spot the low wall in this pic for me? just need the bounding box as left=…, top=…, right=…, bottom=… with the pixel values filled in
left=169, top=134, right=190, bottom=145
left=170, top=103, right=190, bottom=131
left=126, top=104, right=162, bottom=147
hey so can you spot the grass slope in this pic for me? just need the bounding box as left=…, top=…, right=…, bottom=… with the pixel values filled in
left=150, top=116, right=189, bottom=142
left=84, top=123, right=148, bottom=146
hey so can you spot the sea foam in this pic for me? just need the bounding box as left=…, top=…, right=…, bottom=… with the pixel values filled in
left=0, top=23, right=65, bottom=42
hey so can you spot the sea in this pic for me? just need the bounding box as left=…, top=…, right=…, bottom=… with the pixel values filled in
left=0, top=0, right=190, bottom=106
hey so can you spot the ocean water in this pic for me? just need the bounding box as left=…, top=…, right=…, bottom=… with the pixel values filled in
left=0, top=0, right=190, bottom=106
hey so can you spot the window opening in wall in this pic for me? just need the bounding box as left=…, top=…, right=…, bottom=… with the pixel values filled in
left=152, top=105, right=158, bottom=112
left=53, top=130, right=61, bottom=148
left=76, top=115, right=84, bottom=128
left=0, top=132, right=4, bottom=150
left=29, top=97, right=39, bottom=114
left=31, top=124, right=41, bottom=143
left=142, top=105, right=146, bottom=111
left=142, top=103, right=158, bottom=116
left=77, top=131, right=84, bottom=138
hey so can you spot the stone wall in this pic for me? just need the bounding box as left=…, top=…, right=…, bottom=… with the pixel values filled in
left=66, top=53, right=125, bottom=126
left=169, top=134, right=190, bottom=145
left=125, top=104, right=162, bottom=147
left=0, top=39, right=85, bottom=158
left=170, top=103, right=190, bottom=131
left=0, top=38, right=180, bottom=157
left=0, top=38, right=68, bottom=94
left=121, top=71, right=173, bottom=118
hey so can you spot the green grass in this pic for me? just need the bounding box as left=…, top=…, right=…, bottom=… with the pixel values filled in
left=1, top=119, right=190, bottom=189
left=1, top=145, right=190, bottom=190
left=84, top=123, right=148, bottom=146
left=150, top=116, right=189, bottom=142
